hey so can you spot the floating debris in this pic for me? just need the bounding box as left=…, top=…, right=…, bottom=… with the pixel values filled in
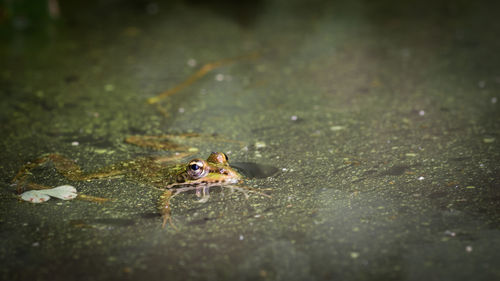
left=187, top=58, right=197, bottom=67
left=444, top=230, right=456, bottom=237
left=330, top=125, right=345, bottom=131
left=20, top=185, right=78, bottom=203
left=465, top=185, right=476, bottom=189
left=20, top=190, right=50, bottom=203
left=104, top=84, right=115, bottom=92
left=405, top=153, right=417, bottom=157
left=483, top=137, right=495, bottom=143
left=255, top=141, right=266, bottom=149
left=215, top=73, right=224, bottom=81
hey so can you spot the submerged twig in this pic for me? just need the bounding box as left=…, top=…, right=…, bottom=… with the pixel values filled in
left=77, top=194, right=113, bottom=203
left=147, top=51, right=260, bottom=104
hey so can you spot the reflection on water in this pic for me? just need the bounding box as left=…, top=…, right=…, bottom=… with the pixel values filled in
left=232, top=162, right=279, bottom=179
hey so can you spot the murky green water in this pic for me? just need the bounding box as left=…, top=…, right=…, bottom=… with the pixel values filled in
left=1, top=0, right=499, bottom=280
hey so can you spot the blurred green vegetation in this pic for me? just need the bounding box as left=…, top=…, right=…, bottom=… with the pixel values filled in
left=0, top=0, right=59, bottom=31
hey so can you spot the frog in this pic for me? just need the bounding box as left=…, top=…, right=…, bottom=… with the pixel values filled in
left=12, top=135, right=268, bottom=227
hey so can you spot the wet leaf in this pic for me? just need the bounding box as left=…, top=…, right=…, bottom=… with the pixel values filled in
left=19, top=185, right=77, bottom=203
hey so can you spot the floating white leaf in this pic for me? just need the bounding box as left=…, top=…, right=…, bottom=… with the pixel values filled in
left=20, top=185, right=78, bottom=203
left=20, top=190, right=51, bottom=203
left=43, top=185, right=77, bottom=200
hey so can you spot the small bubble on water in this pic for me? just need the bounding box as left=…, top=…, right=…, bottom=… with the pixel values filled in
left=187, top=58, right=197, bottom=67
left=215, top=74, right=224, bottom=81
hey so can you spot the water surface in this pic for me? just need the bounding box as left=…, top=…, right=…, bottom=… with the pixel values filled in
left=1, top=0, right=499, bottom=280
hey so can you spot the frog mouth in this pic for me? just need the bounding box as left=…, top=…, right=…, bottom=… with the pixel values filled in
left=165, top=177, right=240, bottom=189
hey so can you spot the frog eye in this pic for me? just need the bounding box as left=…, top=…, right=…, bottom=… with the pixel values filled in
left=223, top=153, right=229, bottom=162
left=187, top=159, right=208, bottom=179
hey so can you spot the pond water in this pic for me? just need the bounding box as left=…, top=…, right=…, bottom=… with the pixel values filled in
left=1, top=0, right=499, bottom=280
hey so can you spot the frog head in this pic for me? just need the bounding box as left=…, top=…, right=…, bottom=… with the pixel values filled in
left=172, top=152, right=241, bottom=187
